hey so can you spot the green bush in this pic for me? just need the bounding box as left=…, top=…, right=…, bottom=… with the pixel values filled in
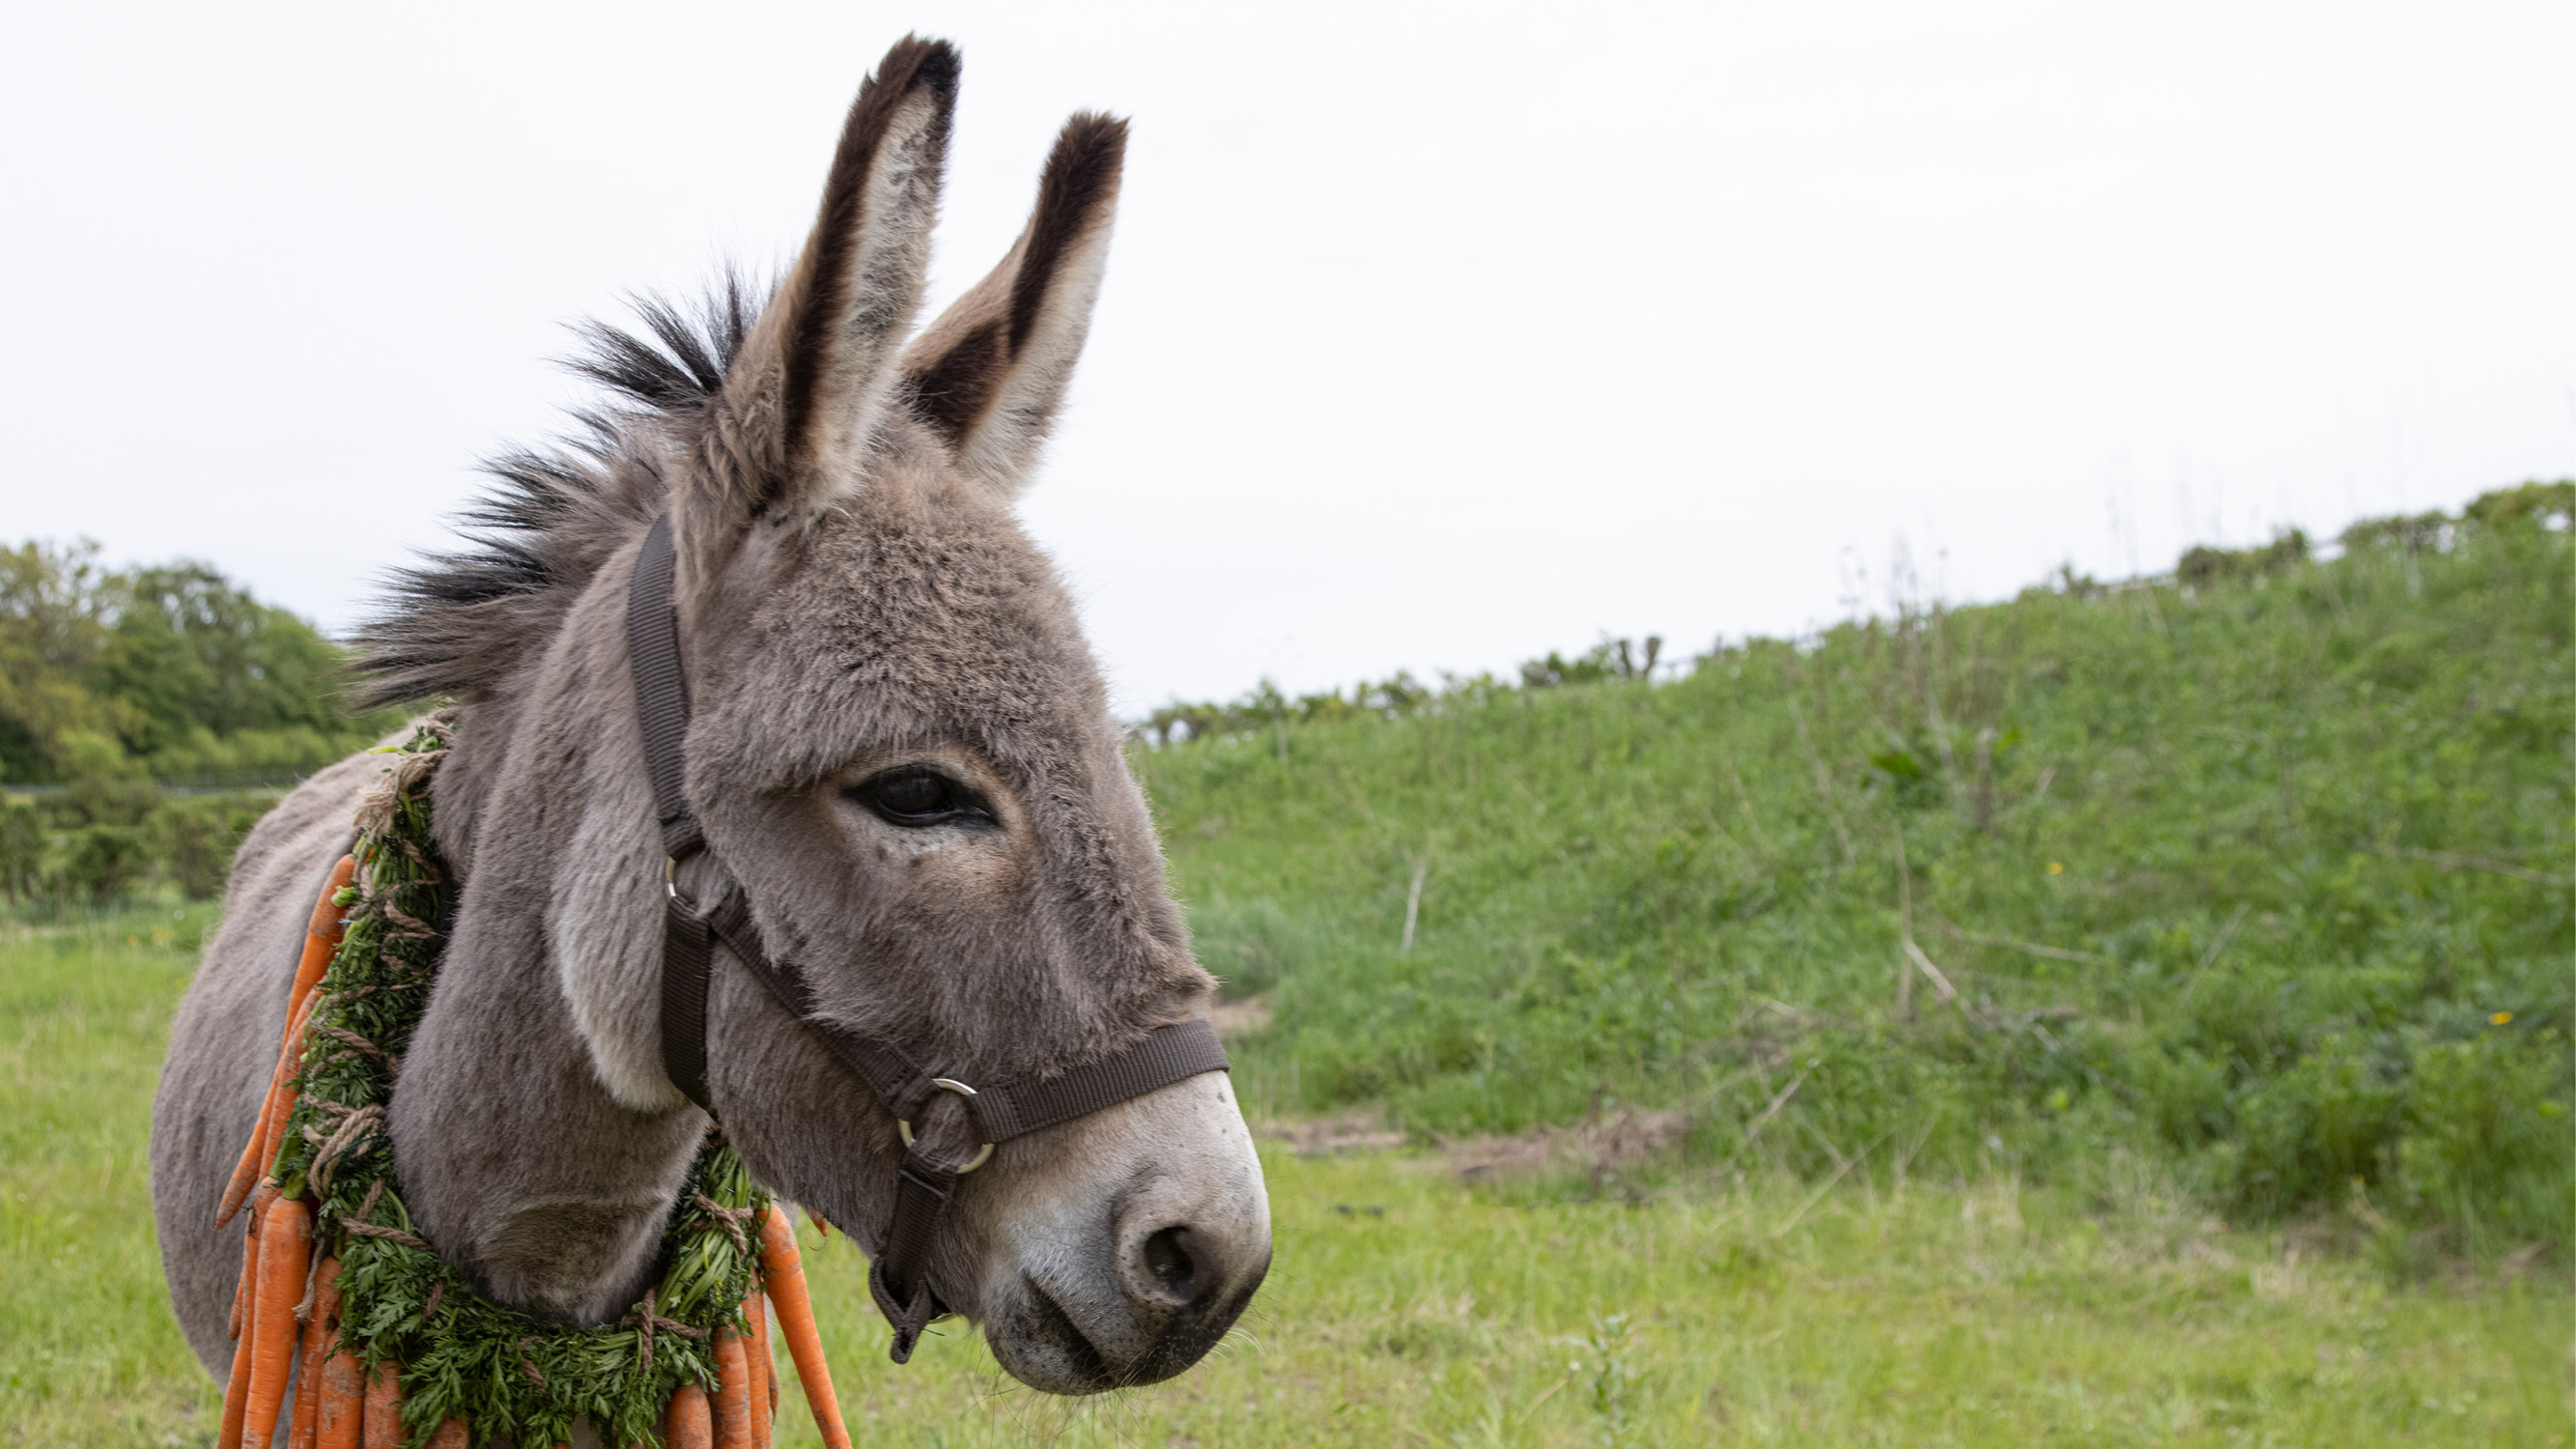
left=2395, top=1023, right=2570, bottom=1255
left=154, top=795, right=264, bottom=900
left=0, top=801, right=41, bottom=900
left=61, top=823, right=148, bottom=902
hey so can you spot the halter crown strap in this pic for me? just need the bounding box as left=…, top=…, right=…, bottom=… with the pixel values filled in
left=630, top=516, right=711, bottom=1106
left=623, top=512, right=1228, bottom=1363
left=626, top=516, right=703, bottom=862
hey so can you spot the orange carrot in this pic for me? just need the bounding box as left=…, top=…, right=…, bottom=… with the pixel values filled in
left=230, top=1209, right=262, bottom=1341
left=746, top=1293, right=776, bottom=1448
left=218, top=1101, right=277, bottom=1229
left=711, top=1328, right=752, bottom=1449
left=303, top=856, right=357, bottom=952
left=315, top=1350, right=364, bottom=1449
left=360, top=1361, right=402, bottom=1449
left=253, top=1078, right=302, bottom=1193
left=219, top=857, right=351, bottom=1229
left=219, top=1314, right=256, bottom=1449
left=756, top=1207, right=849, bottom=1449
left=220, top=992, right=318, bottom=1229
left=287, top=855, right=358, bottom=1013
left=243, top=1196, right=314, bottom=1449
left=292, top=1257, right=343, bottom=1449
left=422, top=1418, right=467, bottom=1449
left=665, top=1383, right=713, bottom=1449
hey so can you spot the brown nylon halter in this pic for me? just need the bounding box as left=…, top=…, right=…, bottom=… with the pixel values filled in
left=625, top=513, right=1230, bottom=1362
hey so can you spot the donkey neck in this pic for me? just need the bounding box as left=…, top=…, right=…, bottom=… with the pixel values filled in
left=388, top=549, right=708, bottom=1324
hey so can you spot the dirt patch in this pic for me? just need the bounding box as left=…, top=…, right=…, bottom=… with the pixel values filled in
left=1258, top=1108, right=1408, bottom=1157
left=1206, top=994, right=1273, bottom=1040
left=1443, top=1107, right=1688, bottom=1181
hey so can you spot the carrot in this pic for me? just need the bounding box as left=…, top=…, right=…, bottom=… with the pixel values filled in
left=218, top=1314, right=256, bottom=1449
left=303, top=856, right=357, bottom=956
left=218, top=857, right=352, bottom=1229
left=292, top=1257, right=343, bottom=1449
left=242, top=1196, right=314, bottom=1449
left=710, top=1328, right=752, bottom=1449
left=756, top=1207, right=850, bottom=1449
left=287, top=855, right=358, bottom=1015
left=248, top=990, right=327, bottom=1201
left=315, top=1350, right=364, bottom=1449
left=746, top=1293, right=776, bottom=1448
left=360, top=1361, right=402, bottom=1449
left=422, top=1418, right=467, bottom=1449
left=220, top=992, right=318, bottom=1229
left=665, top=1383, right=713, bottom=1449
left=229, top=1207, right=264, bottom=1341
left=218, top=1100, right=277, bottom=1229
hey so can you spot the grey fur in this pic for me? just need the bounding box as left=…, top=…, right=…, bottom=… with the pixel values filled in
left=150, top=35, right=1269, bottom=1402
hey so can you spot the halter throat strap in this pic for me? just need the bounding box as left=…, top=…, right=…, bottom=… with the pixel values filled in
left=623, top=513, right=1229, bottom=1362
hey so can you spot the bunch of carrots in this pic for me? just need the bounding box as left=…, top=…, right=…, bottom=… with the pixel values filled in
left=212, top=857, right=857, bottom=1449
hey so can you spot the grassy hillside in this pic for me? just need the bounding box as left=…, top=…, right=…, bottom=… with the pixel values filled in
left=1142, top=488, right=2573, bottom=1263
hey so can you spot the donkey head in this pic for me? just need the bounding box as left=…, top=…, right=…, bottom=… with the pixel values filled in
left=544, top=38, right=1266, bottom=1392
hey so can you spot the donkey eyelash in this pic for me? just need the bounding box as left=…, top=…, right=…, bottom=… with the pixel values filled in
left=848, top=767, right=996, bottom=828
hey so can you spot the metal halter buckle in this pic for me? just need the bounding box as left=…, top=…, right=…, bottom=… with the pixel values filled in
left=896, top=1078, right=996, bottom=1174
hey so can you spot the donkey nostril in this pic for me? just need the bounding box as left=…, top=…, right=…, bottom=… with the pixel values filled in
left=1139, top=1226, right=1199, bottom=1302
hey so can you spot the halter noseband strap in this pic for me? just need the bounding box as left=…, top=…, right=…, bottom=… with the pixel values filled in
left=624, top=513, right=1230, bottom=1362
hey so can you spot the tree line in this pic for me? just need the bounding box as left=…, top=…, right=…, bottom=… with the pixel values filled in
left=0, top=540, right=404, bottom=905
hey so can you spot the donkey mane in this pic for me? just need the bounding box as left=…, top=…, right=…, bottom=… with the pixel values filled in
left=351, top=274, right=766, bottom=709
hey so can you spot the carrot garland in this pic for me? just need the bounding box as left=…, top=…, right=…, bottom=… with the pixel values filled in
left=213, top=724, right=818, bottom=1449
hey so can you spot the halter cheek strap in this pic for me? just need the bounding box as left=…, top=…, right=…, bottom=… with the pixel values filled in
left=624, top=513, right=1229, bottom=1363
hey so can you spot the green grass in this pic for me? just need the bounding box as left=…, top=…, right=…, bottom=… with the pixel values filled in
left=1140, top=509, right=2574, bottom=1261
left=3, top=911, right=2566, bottom=1446
left=1, top=906, right=223, bottom=1447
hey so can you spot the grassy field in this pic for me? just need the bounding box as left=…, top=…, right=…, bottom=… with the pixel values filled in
left=3, top=910, right=2566, bottom=1446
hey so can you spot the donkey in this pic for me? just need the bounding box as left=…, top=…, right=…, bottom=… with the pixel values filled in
left=151, top=35, right=1270, bottom=1401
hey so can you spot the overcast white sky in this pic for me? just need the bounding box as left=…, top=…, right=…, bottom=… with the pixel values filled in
left=5, top=1, right=2569, bottom=713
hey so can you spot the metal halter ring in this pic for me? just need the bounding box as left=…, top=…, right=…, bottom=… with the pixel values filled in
left=896, top=1078, right=996, bottom=1174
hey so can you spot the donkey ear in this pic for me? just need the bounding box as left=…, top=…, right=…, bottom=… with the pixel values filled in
left=900, top=112, right=1126, bottom=497
left=712, top=36, right=959, bottom=528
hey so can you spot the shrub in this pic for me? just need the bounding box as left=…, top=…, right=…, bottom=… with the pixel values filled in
left=60, top=823, right=147, bottom=902
left=2392, top=1024, right=2572, bottom=1255
left=0, top=801, right=42, bottom=901
left=155, top=795, right=262, bottom=900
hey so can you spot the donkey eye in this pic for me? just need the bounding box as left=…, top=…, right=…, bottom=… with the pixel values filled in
left=854, top=768, right=984, bottom=827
